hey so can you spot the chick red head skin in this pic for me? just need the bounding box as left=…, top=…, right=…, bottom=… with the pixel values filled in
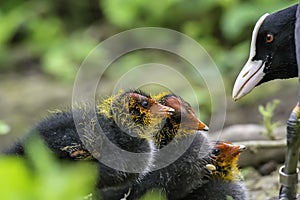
left=152, top=93, right=209, bottom=147
left=232, top=4, right=298, bottom=101
left=155, top=93, right=209, bottom=131
left=209, top=141, right=246, bottom=181
left=127, top=92, right=175, bottom=120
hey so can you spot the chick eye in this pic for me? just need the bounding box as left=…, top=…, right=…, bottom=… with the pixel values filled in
left=211, top=148, right=220, bottom=156
left=141, top=100, right=149, bottom=108
left=266, top=33, right=274, bottom=43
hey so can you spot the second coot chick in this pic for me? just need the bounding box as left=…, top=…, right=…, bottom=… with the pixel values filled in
left=101, top=93, right=210, bottom=200
left=5, top=89, right=174, bottom=189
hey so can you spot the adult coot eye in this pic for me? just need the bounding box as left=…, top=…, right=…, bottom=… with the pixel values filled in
left=141, top=100, right=149, bottom=108
left=211, top=148, right=221, bottom=156
left=265, top=33, right=274, bottom=43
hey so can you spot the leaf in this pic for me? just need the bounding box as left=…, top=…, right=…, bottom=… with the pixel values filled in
left=0, top=157, right=33, bottom=200
left=140, top=189, right=166, bottom=200
left=0, top=136, right=97, bottom=200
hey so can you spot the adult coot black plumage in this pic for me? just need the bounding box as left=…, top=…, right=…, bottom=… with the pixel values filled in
left=232, top=4, right=298, bottom=100
left=232, top=4, right=300, bottom=199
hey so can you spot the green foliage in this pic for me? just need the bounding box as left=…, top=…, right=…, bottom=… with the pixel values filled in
left=140, top=189, right=166, bottom=200
left=1, top=0, right=298, bottom=82
left=101, top=0, right=298, bottom=75
left=226, top=196, right=234, bottom=200
left=0, top=136, right=97, bottom=200
left=101, top=0, right=175, bottom=28
left=0, top=0, right=98, bottom=81
left=258, top=99, right=281, bottom=140
left=0, top=0, right=298, bottom=117
left=240, top=167, right=255, bottom=177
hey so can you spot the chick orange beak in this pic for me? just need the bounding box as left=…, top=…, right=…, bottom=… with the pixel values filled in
left=199, top=122, right=209, bottom=131
left=194, top=117, right=209, bottom=131
left=181, top=116, right=209, bottom=131
left=231, top=144, right=247, bottom=156
left=217, top=142, right=246, bottom=156
left=180, top=109, right=209, bottom=131
left=150, top=102, right=175, bottom=117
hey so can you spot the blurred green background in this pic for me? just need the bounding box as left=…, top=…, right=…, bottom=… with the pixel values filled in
left=1, top=0, right=298, bottom=137
left=0, top=0, right=299, bottom=199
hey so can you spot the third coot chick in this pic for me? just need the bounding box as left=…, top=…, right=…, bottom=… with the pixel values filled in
left=180, top=141, right=248, bottom=200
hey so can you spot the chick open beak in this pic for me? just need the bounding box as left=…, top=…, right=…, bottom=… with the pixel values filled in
left=150, top=102, right=175, bottom=117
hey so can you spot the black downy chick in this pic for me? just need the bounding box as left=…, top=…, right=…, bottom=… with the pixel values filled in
left=180, top=141, right=248, bottom=200
left=101, top=93, right=210, bottom=200
left=4, top=89, right=174, bottom=189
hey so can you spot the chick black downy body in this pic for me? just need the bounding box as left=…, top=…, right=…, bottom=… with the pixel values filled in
left=181, top=180, right=247, bottom=200
left=5, top=90, right=174, bottom=189
left=179, top=142, right=248, bottom=200
left=101, top=93, right=210, bottom=200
